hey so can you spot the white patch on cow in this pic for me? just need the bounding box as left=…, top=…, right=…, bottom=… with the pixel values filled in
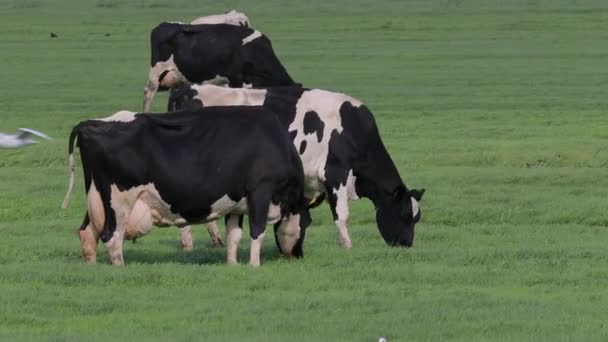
left=97, top=110, right=137, bottom=123
left=191, top=10, right=250, bottom=27
left=276, top=214, right=301, bottom=256
left=226, top=215, right=242, bottom=265
left=243, top=83, right=253, bottom=88
left=242, top=30, right=262, bottom=45
left=193, top=84, right=266, bottom=107
left=207, top=194, right=244, bottom=221
left=289, top=89, right=363, bottom=188
left=249, top=232, right=265, bottom=267
left=412, top=198, right=420, bottom=217
left=346, top=169, right=359, bottom=200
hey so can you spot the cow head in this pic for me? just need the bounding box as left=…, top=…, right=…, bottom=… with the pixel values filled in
left=273, top=207, right=311, bottom=258
left=376, top=186, right=424, bottom=247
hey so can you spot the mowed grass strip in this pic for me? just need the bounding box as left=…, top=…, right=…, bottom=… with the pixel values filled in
left=1, top=0, right=608, bottom=340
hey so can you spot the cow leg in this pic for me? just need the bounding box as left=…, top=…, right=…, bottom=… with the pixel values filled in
left=325, top=184, right=352, bottom=249
left=179, top=225, right=194, bottom=251
left=92, top=177, right=124, bottom=265
left=78, top=213, right=100, bottom=263
left=247, top=187, right=272, bottom=267
left=206, top=221, right=225, bottom=247
left=104, top=230, right=125, bottom=266
left=82, top=180, right=106, bottom=263
left=225, top=215, right=243, bottom=265
left=143, top=79, right=159, bottom=113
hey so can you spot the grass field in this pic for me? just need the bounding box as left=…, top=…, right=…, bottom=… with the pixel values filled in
left=2, top=0, right=608, bottom=340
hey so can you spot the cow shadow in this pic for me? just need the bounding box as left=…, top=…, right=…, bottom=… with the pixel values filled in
left=122, top=239, right=283, bottom=265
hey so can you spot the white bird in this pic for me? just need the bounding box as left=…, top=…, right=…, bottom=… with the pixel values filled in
left=0, top=128, right=53, bottom=149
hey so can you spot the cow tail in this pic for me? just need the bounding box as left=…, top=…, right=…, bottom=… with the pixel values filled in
left=61, top=123, right=82, bottom=209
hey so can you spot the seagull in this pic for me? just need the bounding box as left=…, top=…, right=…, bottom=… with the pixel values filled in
left=0, top=128, right=53, bottom=149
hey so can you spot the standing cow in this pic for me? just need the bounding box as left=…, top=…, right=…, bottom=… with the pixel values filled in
left=169, top=84, right=425, bottom=249
left=62, top=107, right=310, bottom=266
left=191, top=10, right=250, bottom=27
left=143, top=22, right=296, bottom=112
left=60, top=110, right=224, bottom=248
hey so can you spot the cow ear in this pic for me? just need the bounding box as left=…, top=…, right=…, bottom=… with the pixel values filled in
left=392, top=185, right=407, bottom=201
left=410, top=188, right=425, bottom=202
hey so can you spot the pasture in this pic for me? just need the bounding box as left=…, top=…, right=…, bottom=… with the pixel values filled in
left=1, top=0, right=608, bottom=340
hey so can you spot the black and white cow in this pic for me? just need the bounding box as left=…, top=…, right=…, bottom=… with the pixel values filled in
left=169, top=84, right=425, bottom=249
left=62, top=107, right=310, bottom=266
left=191, top=10, right=250, bottom=27
left=60, top=110, right=225, bottom=249
left=143, top=22, right=296, bottom=112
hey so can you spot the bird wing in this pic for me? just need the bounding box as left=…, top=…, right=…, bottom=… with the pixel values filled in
left=17, top=128, right=53, bottom=141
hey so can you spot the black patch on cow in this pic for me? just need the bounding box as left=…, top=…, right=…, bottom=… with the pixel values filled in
left=263, top=87, right=306, bottom=128
left=79, top=212, right=90, bottom=230
left=303, top=111, right=324, bottom=143
left=299, top=140, right=307, bottom=155
left=323, top=102, right=361, bottom=194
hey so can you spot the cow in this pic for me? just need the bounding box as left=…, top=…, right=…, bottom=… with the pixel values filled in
left=61, top=107, right=311, bottom=266
left=191, top=10, right=250, bottom=27
left=60, top=111, right=224, bottom=249
left=143, top=22, right=296, bottom=112
left=168, top=84, right=425, bottom=250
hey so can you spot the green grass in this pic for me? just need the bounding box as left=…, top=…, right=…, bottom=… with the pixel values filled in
left=1, top=0, right=608, bottom=340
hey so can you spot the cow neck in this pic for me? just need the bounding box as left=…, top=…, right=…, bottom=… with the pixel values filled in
left=354, top=128, right=406, bottom=209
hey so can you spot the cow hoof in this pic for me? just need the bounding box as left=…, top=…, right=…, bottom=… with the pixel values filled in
left=110, top=258, right=124, bottom=266
left=83, top=257, right=97, bottom=264
left=339, top=239, right=352, bottom=249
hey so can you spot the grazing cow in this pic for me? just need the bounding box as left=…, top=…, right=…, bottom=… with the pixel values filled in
left=169, top=84, right=425, bottom=249
left=62, top=107, right=310, bottom=266
left=143, top=22, right=296, bottom=112
left=191, top=10, right=250, bottom=27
